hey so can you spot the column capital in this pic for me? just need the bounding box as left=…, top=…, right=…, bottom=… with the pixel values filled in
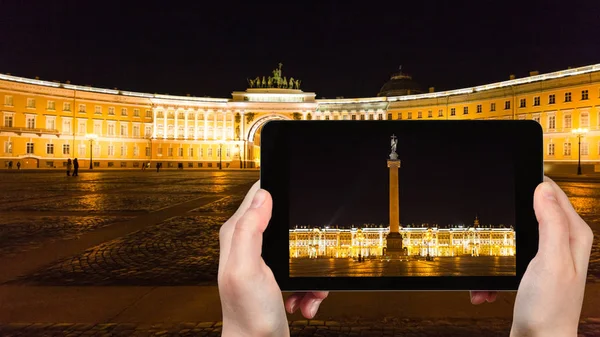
left=387, top=159, right=401, bottom=168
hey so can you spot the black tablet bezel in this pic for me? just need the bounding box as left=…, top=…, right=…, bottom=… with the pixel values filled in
left=260, top=120, right=542, bottom=291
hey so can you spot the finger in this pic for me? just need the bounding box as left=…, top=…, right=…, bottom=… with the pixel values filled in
left=543, top=177, right=594, bottom=272
left=298, top=292, right=329, bottom=319
left=219, top=180, right=261, bottom=267
left=533, top=182, right=572, bottom=262
left=227, top=189, right=273, bottom=276
left=470, top=291, right=487, bottom=305
left=285, top=293, right=303, bottom=314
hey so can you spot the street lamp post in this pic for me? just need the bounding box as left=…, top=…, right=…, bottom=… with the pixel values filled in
left=219, top=143, right=223, bottom=170
left=572, top=128, right=588, bottom=175
left=236, top=144, right=242, bottom=168
left=85, top=134, right=98, bottom=169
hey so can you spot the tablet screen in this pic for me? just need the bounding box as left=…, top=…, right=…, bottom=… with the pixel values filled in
left=287, top=123, right=516, bottom=278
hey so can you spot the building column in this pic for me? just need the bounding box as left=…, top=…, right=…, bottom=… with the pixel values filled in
left=152, top=109, right=157, bottom=138
left=204, top=111, right=208, bottom=140
left=194, top=112, right=198, bottom=140
left=184, top=111, right=188, bottom=139
left=174, top=110, right=179, bottom=139
left=213, top=112, right=217, bottom=140
left=163, top=110, right=167, bottom=140
left=222, top=112, right=227, bottom=140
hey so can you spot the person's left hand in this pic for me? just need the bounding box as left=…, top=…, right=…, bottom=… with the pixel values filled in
left=219, top=181, right=329, bottom=337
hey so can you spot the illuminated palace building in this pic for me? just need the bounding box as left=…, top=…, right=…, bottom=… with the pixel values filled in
left=1, top=63, right=600, bottom=171
left=289, top=217, right=515, bottom=259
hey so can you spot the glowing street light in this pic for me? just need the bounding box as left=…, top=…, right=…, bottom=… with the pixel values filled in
left=571, top=128, right=588, bottom=175
left=85, top=133, right=98, bottom=169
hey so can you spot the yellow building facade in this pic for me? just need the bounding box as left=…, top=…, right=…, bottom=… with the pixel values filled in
left=1, top=63, right=600, bottom=173
left=289, top=220, right=515, bottom=259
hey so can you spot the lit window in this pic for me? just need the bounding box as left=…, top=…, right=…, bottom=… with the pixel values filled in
left=564, top=114, right=571, bottom=129
left=580, top=112, right=589, bottom=128
left=547, top=143, right=555, bottom=156
left=563, top=142, right=571, bottom=156
left=548, top=116, right=556, bottom=129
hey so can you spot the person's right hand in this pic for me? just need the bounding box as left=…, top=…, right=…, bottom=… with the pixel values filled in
left=510, top=177, right=593, bottom=336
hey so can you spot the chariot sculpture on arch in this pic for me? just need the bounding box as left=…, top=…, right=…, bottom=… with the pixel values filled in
left=247, top=63, right=302, bottom=89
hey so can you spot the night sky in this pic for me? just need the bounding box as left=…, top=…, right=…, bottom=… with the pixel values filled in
left=289, top=122, right=515, bottom=228
left=1, top=1, right=599, bottom=98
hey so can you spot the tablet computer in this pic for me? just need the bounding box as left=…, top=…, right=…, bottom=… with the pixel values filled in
left=260, top=120, right=543, bottom=291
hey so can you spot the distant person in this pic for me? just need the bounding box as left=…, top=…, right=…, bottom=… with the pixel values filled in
left=8, top=161, right=12, bottom=169
left=72, top=158, right=79, bottom=176
left=66, top=159, right=72, bottom=176
left=217, top=177, right=593, bottom=337
left=156, top=162, right=160, bottom=172
left=16, top=161, right=20, bottom=170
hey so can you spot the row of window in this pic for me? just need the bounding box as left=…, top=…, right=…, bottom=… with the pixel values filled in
left=547, top=142, right=593, bottom=156
left=3, top=141, right=236, bottom=158
left=155, top=111, right=232, bottom=120
left=3, top=115, right=152, bottom=137
left=3, top=96, right=152, bottom=118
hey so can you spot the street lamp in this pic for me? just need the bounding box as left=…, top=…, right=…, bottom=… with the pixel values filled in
left=425, top=229, right=433, bottom=261
left=85, top=133, right=98, bottom=169
left=235, top=144, right=241, bottom=168
left=219, top=142, right=223, bottom=170
left=572, top=128, right=588, bottom=175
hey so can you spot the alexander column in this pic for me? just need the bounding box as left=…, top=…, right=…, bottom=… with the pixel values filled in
left=385, top=134, right=404, bottom=259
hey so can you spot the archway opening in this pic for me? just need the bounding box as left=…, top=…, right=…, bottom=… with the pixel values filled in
left=245, top=114, right=289, bottom=168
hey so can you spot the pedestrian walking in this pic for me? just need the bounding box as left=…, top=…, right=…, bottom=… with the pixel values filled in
left=156, top=162, right=160, bottom=172
left=16, top=161, right=20, bottom=170
left=8, top=161, right=12, bottom=169
left=66, top=159, right=72, bottom=176
left=72, top=158, right=79, bottom=176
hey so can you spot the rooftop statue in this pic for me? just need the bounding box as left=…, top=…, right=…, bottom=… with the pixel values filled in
left=247, top=63, right=301, bottom=89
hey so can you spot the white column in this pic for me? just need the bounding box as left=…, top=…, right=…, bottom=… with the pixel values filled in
left=194, top=112, right=198, bottom=140
left=213, top=112, right=218, bottom=140
left=241, top=111, right=245, bottom=140
left=230, top=112, right=235, bottom=140
left=204, top=111, right=208, bottom=140
left=184, top=111, right=188, bottom=139
left=152, top=109, right=157, bottom=138
left=163, top=109, right=167, bottom=140
left=222, top=112, right=227, bottom=140
left=174, top=109, right=179, bottom=138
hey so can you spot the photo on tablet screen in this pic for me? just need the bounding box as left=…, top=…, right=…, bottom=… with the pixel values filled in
left=288, top=124, right=516, bottom=278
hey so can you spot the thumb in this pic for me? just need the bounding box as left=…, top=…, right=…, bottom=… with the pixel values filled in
left=533, top=182, right=571, bottom=260
left=227, top=189, right=273, bottom=276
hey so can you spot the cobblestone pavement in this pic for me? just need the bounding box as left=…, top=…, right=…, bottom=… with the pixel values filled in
left=190, top=194, right=245, bottom=214
left=0, top=193, right=208, bottom=213
left=7, top=216, right=226, bottom=286
left=0, top=318, right=598, bottom=336
left=0, top=216, right=133, bottom=257
left=556, top=182, right=600, bottom=283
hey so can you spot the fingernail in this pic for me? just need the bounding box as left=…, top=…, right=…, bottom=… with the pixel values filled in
left=310, top=299, right=322, bottom=318
left=288, top=297, right=298, bottom=313
left=250, top=190, right=266, bottom=209
left=541, top=183, right=556, bottom=201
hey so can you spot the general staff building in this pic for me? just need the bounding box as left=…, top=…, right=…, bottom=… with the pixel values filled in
left=1, top=63, right=599, bottom=173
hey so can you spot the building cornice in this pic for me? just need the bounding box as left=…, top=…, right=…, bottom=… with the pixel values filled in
left=1, top=63, right=599, bottom=107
